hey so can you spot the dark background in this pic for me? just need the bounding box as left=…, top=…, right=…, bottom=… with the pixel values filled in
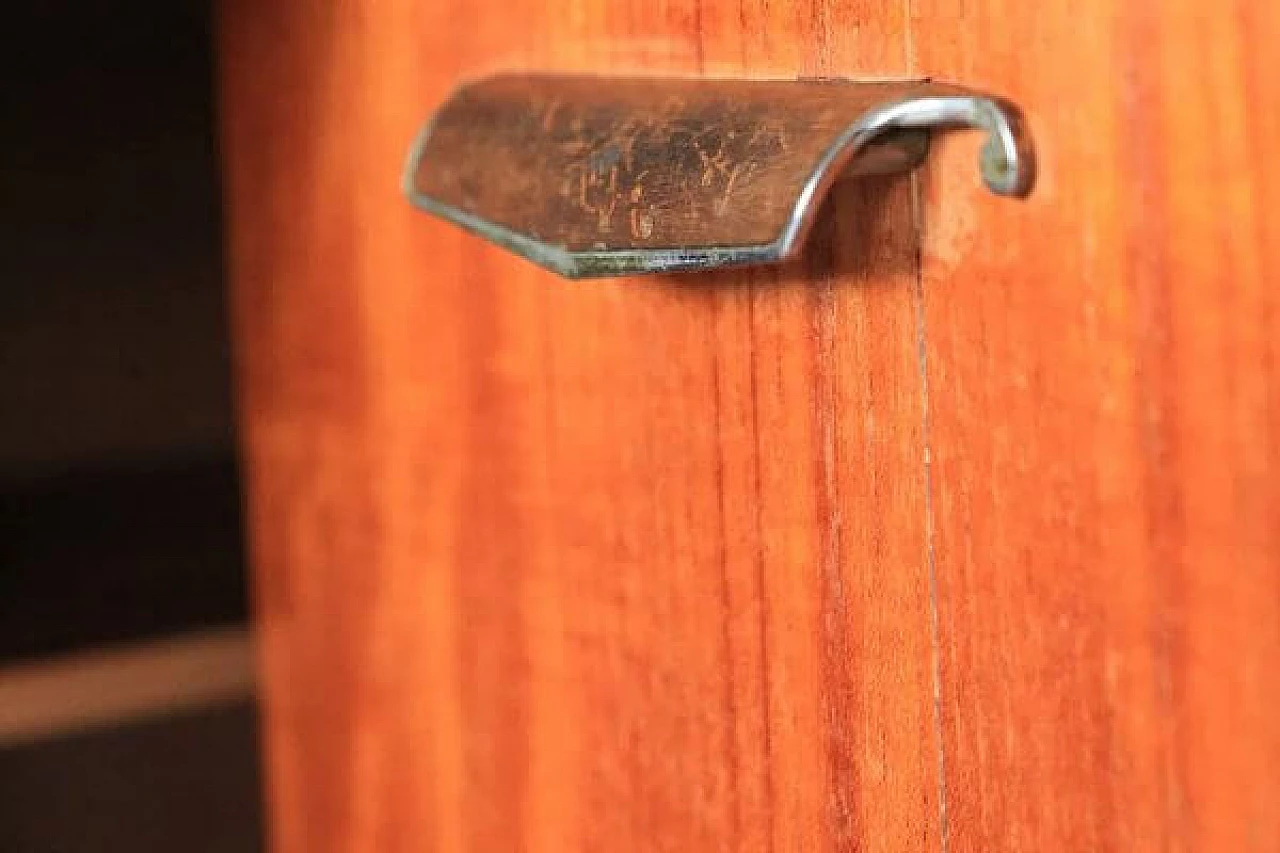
left=1, top=2, right=260, bottom=850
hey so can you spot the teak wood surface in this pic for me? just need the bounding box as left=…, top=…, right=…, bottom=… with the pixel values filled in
left=219, top=0, right=1280, bottom=850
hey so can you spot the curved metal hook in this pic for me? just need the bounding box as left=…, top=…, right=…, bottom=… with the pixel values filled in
left=403, top=75, right=1033, bottom=278
left=774, top=93, right=1032, bottom=260
left=864, top=94, right=1032, bottom=196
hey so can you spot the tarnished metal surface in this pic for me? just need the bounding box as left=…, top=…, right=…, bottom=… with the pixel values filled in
left=403, top=75, right=1031, bottom=278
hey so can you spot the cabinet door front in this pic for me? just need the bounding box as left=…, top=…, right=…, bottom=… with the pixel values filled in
left=219, top=0, right=1280, bottom=851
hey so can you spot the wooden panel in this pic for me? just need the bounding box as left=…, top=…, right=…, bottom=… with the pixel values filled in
left=219, top=2, right=941, bottom=853
left=913, top=0, right=1280, bottom=850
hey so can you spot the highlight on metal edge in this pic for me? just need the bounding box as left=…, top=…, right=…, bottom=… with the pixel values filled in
left=403, top=74, right=1033, bottom=279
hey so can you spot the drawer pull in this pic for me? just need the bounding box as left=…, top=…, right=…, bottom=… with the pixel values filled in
left=402, top=75, right=1032, bottom=278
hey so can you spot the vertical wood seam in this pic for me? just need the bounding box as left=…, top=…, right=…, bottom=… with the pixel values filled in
left=903, top=0, right=951, bottom=843
left=912, top=169, right=951, bottom=853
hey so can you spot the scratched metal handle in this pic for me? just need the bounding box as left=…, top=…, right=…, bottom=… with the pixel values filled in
left=403, top=74, right=1032, bottom=279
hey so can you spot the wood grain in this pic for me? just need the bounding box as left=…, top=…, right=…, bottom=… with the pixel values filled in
left=219, top=1, right=940, bottom=852
left=912, top=0, right=1280, bottom=850
left=222, top=0, right=1280, bottom=849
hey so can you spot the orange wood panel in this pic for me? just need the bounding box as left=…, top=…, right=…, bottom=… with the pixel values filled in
left=913, top=0, right=1280, bottom=850
left=219, top=1, right=944, bottom=852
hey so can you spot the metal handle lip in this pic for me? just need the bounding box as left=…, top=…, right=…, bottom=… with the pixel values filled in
left=400, top=76, right=790, bottom=279
left=403, top=74, right=1033, bottom=279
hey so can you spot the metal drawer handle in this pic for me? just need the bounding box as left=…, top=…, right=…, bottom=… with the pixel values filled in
left=403, top=74, right=1032, bottom=279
